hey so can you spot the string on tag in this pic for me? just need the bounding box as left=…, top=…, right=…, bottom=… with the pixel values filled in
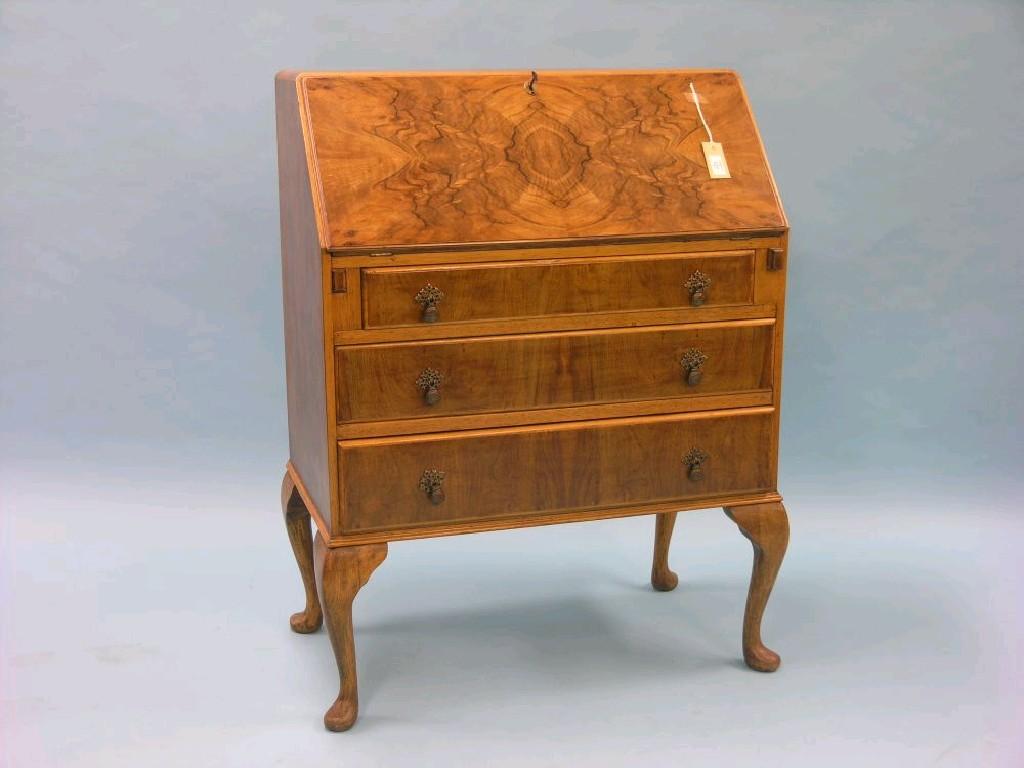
left=690, top=81, right=730, bottom=178
left=689, top=81, right=713, bottom=142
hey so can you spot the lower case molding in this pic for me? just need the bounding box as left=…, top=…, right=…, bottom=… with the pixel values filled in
left=328, top=490, right=784, bottom=546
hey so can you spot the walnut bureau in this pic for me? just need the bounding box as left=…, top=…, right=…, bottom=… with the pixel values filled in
left=275, top=68, right=790, bottom=731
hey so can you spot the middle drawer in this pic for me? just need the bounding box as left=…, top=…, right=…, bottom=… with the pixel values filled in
left=336, top=319, right=774, bottom=422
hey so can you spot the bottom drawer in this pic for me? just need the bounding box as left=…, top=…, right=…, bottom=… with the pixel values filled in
left=338, top=408, right=774, bottom=534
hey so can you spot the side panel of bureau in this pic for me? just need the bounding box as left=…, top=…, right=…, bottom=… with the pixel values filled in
left=337, top=408, right=774, bottom=535
left=276, top=73, right=331, bottom=528
left=336, top=320, right=774, bottom=422
left=361, top=250, right=755, bottom=328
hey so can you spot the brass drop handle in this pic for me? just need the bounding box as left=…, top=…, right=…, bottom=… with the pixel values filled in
left=685, top=270, right=711, bottom=306
left=683, top=448, right=709, bottom=481
left=680, top=348, right=708, bottom=386
left=419, top=469, right=445, bottom=505
left=415, top=368, right=443, bottom=406
left=414, top=284, right=444, bottom=323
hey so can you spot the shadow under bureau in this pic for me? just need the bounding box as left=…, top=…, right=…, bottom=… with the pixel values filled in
left=275, top=68, right=791, bottom=731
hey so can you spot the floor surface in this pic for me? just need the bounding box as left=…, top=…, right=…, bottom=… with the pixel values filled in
left=3, top=468, right=1022, bottom=767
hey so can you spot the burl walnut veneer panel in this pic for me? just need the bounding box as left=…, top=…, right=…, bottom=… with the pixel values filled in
left=298, top=70, right=785, bottom=250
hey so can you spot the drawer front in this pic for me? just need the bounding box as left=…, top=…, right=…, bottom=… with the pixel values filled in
left=362, top=250, right=756, bottom=328
left=338, top=409, right=774, bottom=534
left=337, top=320, right=773, bottom=422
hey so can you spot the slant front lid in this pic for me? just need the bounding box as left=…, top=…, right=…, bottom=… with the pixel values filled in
left=297, top=70, right=786, bottom=251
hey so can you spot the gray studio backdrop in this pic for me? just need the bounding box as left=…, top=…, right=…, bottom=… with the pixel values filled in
left=2, top=1, right=1021, bottom=488
left=3, top=2, right=1024, bottom=766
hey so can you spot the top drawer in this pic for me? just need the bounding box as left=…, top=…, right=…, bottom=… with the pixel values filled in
left=362, top=250, right=756, bottom=329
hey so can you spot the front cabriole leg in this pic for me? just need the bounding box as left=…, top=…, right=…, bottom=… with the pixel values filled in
left=723, top=501, right=790, bottom=672
left=314, top=533, right=387, bottom=731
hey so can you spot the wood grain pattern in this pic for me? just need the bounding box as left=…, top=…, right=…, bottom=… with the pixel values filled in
left=651, top=511, right=679, bottom=591
left=338, top=408, right=774, bottom=535
left=314, top=534, right=387, bottom=731
left=337, top=319, right=774, bottom=422
left=361, top=250, right=755, bottom=328
left=299, top=70, right=785, bottom=249
left=281, top=470, right=323, bottom=633
left=276, top=72, right=331, bottom=528
left=724, top=501, right=790, bottom=672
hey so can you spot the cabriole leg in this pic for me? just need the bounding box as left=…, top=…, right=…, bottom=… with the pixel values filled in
left=651, top=511, right=680, bottom=591
left=281, top=470, right=322, bottom=633
left=723, top=501, right=790, bottom=672
left=314, top=534, right=387, bottom=732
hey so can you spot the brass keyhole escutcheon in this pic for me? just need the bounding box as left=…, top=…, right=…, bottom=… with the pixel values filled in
left=524, top=70, right=538, bottom=96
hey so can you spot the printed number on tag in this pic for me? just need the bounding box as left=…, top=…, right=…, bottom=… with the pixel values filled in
left=701, top=141, right=731, bottom=179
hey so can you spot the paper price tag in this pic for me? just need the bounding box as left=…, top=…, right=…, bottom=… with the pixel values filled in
left=701, top=141, right=731, bottom=179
